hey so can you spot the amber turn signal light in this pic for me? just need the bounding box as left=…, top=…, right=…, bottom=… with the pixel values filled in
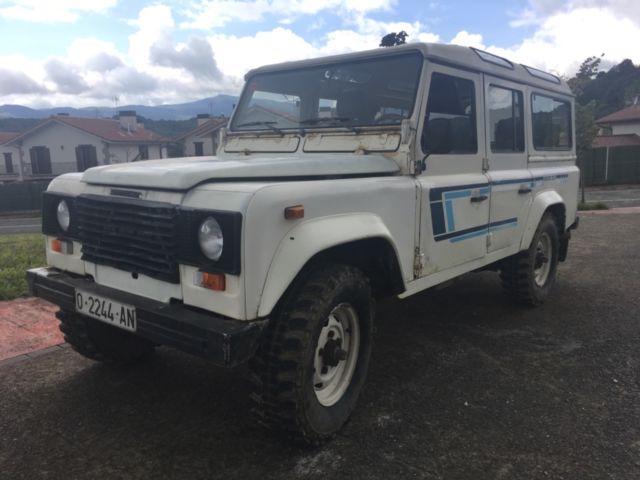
left=200, top=272, right=226, bottom=291
left=51, top=239, right=62, bottom=252
left=284, top=205, right=304, bottom=220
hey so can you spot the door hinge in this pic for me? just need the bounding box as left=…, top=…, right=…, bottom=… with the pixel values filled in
left=482, top=157, right=490, bottom=172
left=413, top=248, right=425, bottom=278
left=486, top=233, right=492, bottom=248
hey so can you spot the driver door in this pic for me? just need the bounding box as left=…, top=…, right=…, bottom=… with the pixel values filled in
left=416, top=65, right=491, bottom=275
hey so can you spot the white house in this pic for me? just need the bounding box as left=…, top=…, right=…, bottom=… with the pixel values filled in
left=2, top=111, right=168, bottom=181
left=0, top=132, right=20, bottom=182
left=177, top=114, right=227, bottom=157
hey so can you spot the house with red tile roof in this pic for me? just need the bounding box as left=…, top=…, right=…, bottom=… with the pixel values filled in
left=2, top=111, right=168, bottom=181
left=594, top=102, right=640, bottom=148
left=175, top=114, right=227, bottom=157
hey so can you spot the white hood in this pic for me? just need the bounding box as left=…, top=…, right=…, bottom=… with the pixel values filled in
left=80, top=154, right=400, bottom=190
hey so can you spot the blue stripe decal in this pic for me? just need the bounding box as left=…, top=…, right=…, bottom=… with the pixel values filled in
left=490, top=177, right=531, bottom=186
left=444, top=190, right=472, bottom=200
left=430, top=201, right=446, bottom=236
left=489, top=217, right=518, bottom=228
left=434, top=217, right=518, bottom=243
left=428, top=173, right=568, bottom=242
left=434, top=223, right=488, bottom=242
left=429, top=183, right=488, bottom=202
left=450, top=229, right=487, bottom=243
left=445, top=200, right=455, bottom=231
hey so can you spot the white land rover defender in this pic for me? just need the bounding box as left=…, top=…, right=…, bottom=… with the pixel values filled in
left=28, top=43, right=579, bottom=444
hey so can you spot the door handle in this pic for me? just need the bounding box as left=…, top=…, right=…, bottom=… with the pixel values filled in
left=518, top=187, right=532, bottom=194
left=470, top=195, right=488, bottom=203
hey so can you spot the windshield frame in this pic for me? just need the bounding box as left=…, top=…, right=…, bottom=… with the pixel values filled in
left=229, top=52, right=425, bottom=134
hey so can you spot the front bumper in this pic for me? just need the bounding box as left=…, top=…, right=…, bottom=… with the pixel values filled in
left=27, top=268, right=267, bottom=368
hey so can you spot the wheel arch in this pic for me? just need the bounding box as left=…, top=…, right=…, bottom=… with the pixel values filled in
left=520, top=190, right=566, bottom=250
left=256, top=214, right=406, bottom=318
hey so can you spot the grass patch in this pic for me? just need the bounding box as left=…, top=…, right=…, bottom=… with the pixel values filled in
left=578, top=201, right=609, bottom=211
left=0, top=234, right=46, bottom=301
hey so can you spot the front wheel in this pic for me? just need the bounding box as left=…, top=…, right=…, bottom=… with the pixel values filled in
left=249, top=264, right=374, bottom=445
left=500, top=213, right=560, bottom=306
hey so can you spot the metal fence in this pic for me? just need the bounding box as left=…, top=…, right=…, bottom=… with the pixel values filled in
left=579, top=146, right=640, bottom=186
left=0, top=180, right=50, bottom=213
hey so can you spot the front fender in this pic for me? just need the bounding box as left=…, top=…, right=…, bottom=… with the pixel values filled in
left=257, top=213, right=401, bottom=317
left=520, top=190, right=564, bottom=250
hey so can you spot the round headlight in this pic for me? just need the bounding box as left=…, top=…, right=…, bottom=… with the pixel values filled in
left=56, top=200, right=70, bottom=232
left=198, top=217, right=223, bottom=261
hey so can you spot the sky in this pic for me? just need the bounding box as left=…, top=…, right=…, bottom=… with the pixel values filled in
left=0, top=0, right=638, bottom=108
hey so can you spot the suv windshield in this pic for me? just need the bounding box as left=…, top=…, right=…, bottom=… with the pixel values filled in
left=231, top=52, right=423, bottom=132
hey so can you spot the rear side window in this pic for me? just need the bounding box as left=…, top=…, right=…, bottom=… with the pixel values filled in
left=422, top=72, right=477, bottom=154
left=532, top=94, right=572, bottom=150
left=488, top=86, right=524, bottom=153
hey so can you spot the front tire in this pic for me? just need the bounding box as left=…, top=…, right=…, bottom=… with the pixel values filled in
left=249, top=264, right=374, bottom=445
left=500, top=213, right=560, bottom=306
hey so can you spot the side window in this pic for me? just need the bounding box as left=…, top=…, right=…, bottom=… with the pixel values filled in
left=488, top=86, right=524, bottom=153
left=422, top=72, right=477, bottom=154
left=532, top=94, right=571, bottom=150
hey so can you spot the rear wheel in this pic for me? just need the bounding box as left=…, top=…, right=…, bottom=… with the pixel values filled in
left=249, top=264, right=374, bottom=445
left=500, top=213, right=560, bottom=306
left=57, top=310, right=155, bottom=365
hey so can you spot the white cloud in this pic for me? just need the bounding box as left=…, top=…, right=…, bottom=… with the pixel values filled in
left=450, top=31, right=485, bottom=48
left=3, top=0, right=639, bottom=109
left=511, top=0, right=640, bottom=27
left=498, top=6, right=640, bottom=75
left=180, top=0, right=395, bottom=30
left=0, top=0, right=117, bottom=23
left=208, top=27, right=317, bottom=78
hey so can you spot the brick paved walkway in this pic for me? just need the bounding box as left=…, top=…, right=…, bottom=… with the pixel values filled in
left=0, top=298, right=63, bottom=362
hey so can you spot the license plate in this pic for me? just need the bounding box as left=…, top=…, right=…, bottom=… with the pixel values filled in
left=75, top=290, right=136, bottom=332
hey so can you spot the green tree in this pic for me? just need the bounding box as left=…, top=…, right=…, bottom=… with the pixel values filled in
left=568, top=55, right=603, bottom=202
left=568, top=56, right=602, bottom=154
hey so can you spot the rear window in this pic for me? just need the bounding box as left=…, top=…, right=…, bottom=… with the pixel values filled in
left=531, top=94, right=572, bottom=150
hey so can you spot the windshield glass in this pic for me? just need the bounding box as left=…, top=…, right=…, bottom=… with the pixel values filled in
left=231, top=53, right=423, bottom=132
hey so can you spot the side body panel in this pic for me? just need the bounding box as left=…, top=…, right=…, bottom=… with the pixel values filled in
left=243, top=176, right=418, bottom=319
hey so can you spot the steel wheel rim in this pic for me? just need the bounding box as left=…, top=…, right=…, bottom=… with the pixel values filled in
left=313, top=303, right=361, bottom=407
left=534, top=232, right=552, bottom=287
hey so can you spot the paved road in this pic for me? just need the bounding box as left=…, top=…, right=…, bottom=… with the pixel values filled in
left=586, top=186, right=640, bottom=207
left=1, top=214, right=639, bottom=480
left=0, top=216, right=41, bottom=235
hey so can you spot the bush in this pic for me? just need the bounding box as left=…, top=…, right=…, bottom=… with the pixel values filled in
left=0, top=234, right=46, bottom=300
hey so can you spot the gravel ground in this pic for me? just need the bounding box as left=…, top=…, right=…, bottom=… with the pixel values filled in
left=1, top=214, right=639, bottom=480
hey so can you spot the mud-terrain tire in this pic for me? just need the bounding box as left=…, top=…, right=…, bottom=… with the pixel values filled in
left=57, top=310, right=155, bottom=365
left=249, top=264, right=374, bottom=445
left=500, top=213, right=560, bottom=306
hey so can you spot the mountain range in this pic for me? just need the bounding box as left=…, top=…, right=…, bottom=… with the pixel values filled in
left=0, top=94, right=238, bottom=121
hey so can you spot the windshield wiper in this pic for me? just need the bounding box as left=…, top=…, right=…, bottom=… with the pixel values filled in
left=300, top=116, right=351, bottom=125
left=299, top=116, right=362, bottom=133
left=235, top=121, right=284, bottom=136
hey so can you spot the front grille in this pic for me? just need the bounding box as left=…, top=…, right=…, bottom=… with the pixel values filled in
left=76, top=195, right=180, bottom=283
